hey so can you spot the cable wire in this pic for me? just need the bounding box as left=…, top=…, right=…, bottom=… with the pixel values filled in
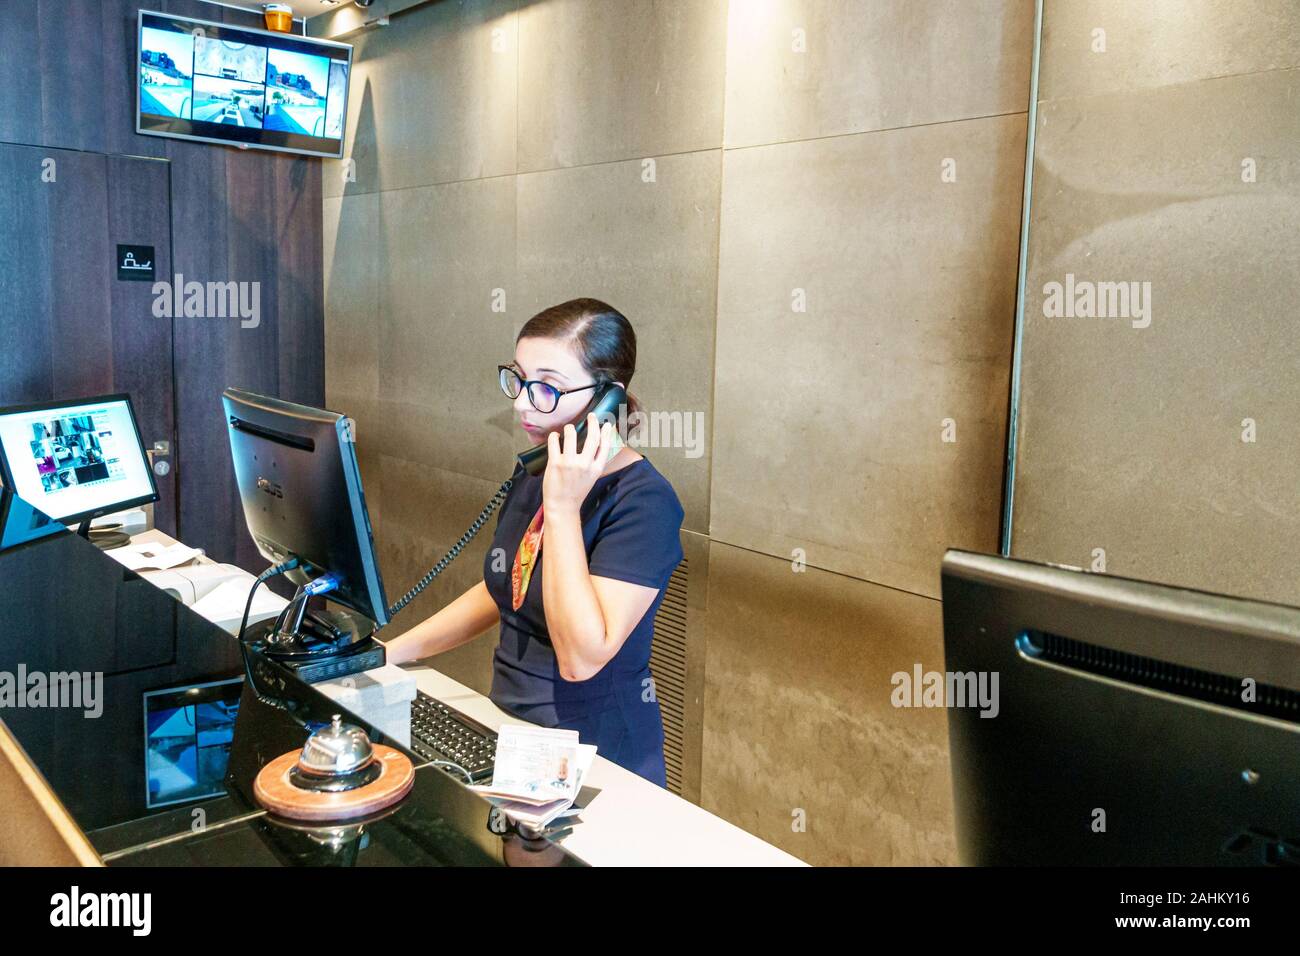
left=426, top=758, right=475, bottom=785
left=236, top=557, right=304, bottom=720
left=237, top=557, right=301, bottom=645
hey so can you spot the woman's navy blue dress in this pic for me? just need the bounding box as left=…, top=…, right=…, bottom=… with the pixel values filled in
left=483, top=456, right=684, bottom=787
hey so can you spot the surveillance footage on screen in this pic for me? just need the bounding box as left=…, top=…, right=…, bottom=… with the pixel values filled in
left=27, top=411, right=125, bottom=497
left=138, top=17, right=349, bottom=151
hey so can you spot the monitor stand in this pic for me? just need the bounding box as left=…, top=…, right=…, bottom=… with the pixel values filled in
left=247, top=588, right=385, bottom=683
left=76, top=517, right=131, bottom=550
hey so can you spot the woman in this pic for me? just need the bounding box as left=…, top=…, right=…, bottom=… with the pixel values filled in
left=384, top=298, right=685, bottom=787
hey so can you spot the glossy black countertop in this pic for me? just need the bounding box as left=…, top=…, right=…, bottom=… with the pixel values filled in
left=0, top=489, right=583, bottom=867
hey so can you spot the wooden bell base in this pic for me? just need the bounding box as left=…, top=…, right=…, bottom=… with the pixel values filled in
left=254, top=745, right=415, bottom=822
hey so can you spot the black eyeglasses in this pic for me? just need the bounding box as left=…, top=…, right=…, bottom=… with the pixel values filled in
left=498, top=365, right=600, bottom=414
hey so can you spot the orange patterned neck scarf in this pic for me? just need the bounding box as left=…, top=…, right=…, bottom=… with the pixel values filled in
left=511, top=503, right=545, bottom=610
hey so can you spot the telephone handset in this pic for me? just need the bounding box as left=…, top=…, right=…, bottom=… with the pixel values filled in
left=517, top=382, right=628, bottom=476
left=386, top=382, right=629, bottom=619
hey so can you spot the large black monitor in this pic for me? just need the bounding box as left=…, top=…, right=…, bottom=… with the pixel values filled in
left=222, top=387, right=387, bottom=629
left=0, top=393, right=159, bottom=532
left=137, top=10, right=353, bottom=158
left=942, top=549, right=1300, bottom=866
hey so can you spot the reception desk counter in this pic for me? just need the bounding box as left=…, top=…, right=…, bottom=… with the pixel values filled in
left=0, top=490, right=801, bottom=867
left=0, top=489, right=575, bottom=866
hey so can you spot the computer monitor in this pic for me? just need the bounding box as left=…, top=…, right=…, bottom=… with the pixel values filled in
left=0, top=394, right=159, bottom=534
left=222, top=387, right=388, bottom=630
left=137, top=10, right=353, bottom=160
left=941, top=549, right=1300, bottom=866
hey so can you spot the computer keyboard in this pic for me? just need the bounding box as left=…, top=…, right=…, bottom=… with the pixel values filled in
left=408, top=691, right=497, bottom=784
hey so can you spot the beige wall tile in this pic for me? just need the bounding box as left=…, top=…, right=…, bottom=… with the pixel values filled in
left=515, top=150, right=721, bottom=532
left=321, top=62, right=377, bottom=200
left=377, top=175, right=519, bottom=484
left=324, top=193, right=380, bottom=401
left=517, top=0, right=728, bottom=171
left=373, top=455, right=505, bottom=693
left=323, top=0, right=517, bottom=198
left=725, top=0, right=1034, bottom=148
left=701, top=541, right=957, bottom=865
left=1011, top=69, right=1300, bottom=604
left=712, top=113, right=1026, bottom=598
left=1039, top=0, right=1300, bottom=103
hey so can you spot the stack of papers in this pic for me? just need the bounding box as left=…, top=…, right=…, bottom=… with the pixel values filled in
left=106, top=541, right=204, bottom=572
left=470, top=725, right=596, bottom=829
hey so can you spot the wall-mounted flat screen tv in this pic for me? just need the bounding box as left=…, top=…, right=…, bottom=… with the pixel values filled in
left=136, top=9, right=352, bottom=159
